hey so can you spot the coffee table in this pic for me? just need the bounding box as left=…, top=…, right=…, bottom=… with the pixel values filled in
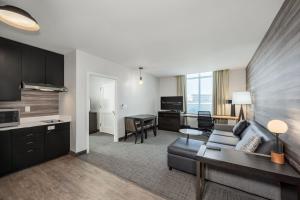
left=179, top=128, right=203, bottom=143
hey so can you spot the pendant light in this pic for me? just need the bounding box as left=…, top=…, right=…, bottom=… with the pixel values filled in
left=0, top=5, right=40, bottom=32
left=138, top=66, right=144, bottom=85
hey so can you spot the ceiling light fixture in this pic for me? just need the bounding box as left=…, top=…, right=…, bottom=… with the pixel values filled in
left=138, top=66, right=144, bottom=85
left=0, top=5, right=40, bottom=32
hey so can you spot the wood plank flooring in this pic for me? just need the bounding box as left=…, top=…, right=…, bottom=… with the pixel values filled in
left=0, top=155, right=165, bottom=200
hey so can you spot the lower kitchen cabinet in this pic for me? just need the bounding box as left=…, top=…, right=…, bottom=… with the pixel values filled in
left=12, top=126, right=45, bottom=171
left=45, top=123, right=70, bottom=161
left=0, top=131, right=12, bottom=176
left=0, top=122, right=70, bottom=176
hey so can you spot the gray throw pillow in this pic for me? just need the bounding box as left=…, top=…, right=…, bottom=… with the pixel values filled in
left=233, top=120, right=248, bottom=136
left=235, top=134, right=262, bottom=153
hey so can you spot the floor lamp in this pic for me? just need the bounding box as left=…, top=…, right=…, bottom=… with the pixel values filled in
left=232, top=92, right=252, bottom=121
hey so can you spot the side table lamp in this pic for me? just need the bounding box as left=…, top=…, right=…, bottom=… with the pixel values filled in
left=267, top=120, right=288, bottom=164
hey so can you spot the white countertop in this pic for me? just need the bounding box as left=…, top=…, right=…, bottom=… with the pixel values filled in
left=0, top=115, right=72, bottom=131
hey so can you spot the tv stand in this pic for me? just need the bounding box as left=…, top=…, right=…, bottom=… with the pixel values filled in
left=158, top=111, right=181, bottom=132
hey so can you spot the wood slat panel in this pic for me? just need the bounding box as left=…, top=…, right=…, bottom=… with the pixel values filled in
left=0, top=90, right=59, bottom=117
left=246, top=0, right=300, bottom=171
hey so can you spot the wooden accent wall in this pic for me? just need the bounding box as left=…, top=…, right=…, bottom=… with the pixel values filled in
left=0, top=90, right=59, bottom=117
left=246, top=0, right=300, bottom=170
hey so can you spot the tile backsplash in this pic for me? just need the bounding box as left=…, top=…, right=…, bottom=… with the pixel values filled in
left=0, top=90, right=59, bottom=118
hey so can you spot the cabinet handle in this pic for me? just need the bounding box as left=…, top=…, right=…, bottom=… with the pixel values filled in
left=26, top=141, right=33, bottom=145
left=27, top=149, right=33, bottom=153
left=26, top=133, right=34, bottom=137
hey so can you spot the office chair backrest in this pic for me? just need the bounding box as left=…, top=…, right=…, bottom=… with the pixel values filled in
left=197, top=111, right=214, bottom=130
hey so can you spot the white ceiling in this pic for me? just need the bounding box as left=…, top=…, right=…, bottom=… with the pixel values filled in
left=0, top=0, right=283, bottom=77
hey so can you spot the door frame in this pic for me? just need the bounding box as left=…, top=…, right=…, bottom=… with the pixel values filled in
left=86, top=72, right=118, bottom=153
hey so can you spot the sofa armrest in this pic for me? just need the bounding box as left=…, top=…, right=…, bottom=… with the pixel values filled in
left=214, top=124, right=234, bottom=132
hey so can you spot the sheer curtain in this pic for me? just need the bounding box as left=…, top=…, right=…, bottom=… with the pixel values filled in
left=176, top=75, right=187, bottom=113
left=213, top=70, right=229, bottom=116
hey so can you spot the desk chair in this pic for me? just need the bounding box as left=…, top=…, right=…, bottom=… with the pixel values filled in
left=124, top=118, right=142, bottom=144
left=143, top=119, right=157, bottom=139
left=197, top=111, right=214, bottom=133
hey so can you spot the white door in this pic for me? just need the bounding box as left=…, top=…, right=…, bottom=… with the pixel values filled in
left=99, top=82, right=115, bottom=135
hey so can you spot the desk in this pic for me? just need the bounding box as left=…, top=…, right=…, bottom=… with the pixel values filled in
left=125, top=115, right=157, bottom=143
left=212, top=115, right=239, bottom=122
left=182, top=113, right=238, bottom=122
left=195, top=146, right=300, bottom=200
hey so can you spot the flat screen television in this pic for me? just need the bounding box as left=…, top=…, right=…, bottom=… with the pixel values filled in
left=161, top=96, right=183, bottom=111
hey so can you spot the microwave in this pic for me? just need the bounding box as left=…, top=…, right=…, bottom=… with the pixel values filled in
left=0, top=109, right=20, bottom=128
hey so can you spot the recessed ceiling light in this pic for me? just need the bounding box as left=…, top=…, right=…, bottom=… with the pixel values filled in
left=0, top=5, right=40, bottom=32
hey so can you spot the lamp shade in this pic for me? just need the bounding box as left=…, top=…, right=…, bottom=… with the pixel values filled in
left=232, top=92, right=252, bottom=105
left=0, top=5, right=40, bottom=32
left=267, top=120, right=288, bottom=134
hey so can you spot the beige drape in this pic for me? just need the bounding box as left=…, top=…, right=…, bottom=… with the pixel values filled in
left=213, top=70, right=229, bottom=116
left=176, top=75, right=187, bottom=113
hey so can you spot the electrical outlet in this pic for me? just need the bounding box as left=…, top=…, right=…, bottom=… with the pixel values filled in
left=25, top=106, right=30, bottom=113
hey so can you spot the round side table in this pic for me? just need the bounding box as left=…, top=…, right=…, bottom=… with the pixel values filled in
left=179, top=128, right=203, bottom=143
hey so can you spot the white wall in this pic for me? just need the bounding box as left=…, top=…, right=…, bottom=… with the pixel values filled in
left=159, top=68, right=246, bottom=100
left=60, top=51, right=77, bottom=152
left=228, top=68, right=246, bottom=117
left=158, top=68, right=246, bottom=124
left=89, top=76, right=115, bottom=132
left=159, top=77, right=177, bottom=97
left=61, top=50, right=159, bottom=153
left=89, top=76, right=115, bottom=112
left=228, top=68, right=246, bottom=99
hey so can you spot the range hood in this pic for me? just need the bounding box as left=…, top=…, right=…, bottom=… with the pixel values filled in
left=21, top=82, right=68, bottom=92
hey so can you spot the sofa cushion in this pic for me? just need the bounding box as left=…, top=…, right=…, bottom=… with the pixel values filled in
left=206, top=142, right=235, bottom=150
left=212, top=130, right=239, bottom=138
left=233, top=120, right=249, bottom=136
left=240, top=122, right=276, bottom=154
left=214, top=124, right=234, bottom=132
left=235, top=134, right=262, bottom=153
left=208, top=134, right=239, bottom=146
left=255, top=140, right=275, bottom=154
left=168, top=137, right=204, bottom=159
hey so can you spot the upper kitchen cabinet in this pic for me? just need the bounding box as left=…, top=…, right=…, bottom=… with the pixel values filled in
left=0, top=37, right=22, bottom=101
left=45, top=51, right=64, bottom=86
left=21, top=45, right=46, bottom=84
left=0, top=37, right=65, bottom=100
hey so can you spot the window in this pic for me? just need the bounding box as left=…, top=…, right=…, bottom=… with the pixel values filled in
left=186, top=72, right=213, bottom=113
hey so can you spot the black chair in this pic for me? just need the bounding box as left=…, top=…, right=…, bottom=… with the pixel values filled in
left=124, top=118, right=142, bottom=144
left=143, top=119, right=157, bottom=139
left=197, top=111, right=214, bottom=133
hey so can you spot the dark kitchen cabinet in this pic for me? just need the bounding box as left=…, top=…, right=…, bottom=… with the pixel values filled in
left=1, top=122, right=70, bottom=176
left=45, top=51, right=64, bottom=86
left=12, top=126, right=45, bottom=171
left=21, top=45, right=46, bottom=84
left=0, top=37, right=22, bottom=101
left=0, top=131, right=12, bottom=176
left=45, top=123, right=70, bottom=161
left=0, top=37, right=65, bottom=101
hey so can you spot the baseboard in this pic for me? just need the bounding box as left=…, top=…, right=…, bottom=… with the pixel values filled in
left=70, top=150, right=87, bottom=156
